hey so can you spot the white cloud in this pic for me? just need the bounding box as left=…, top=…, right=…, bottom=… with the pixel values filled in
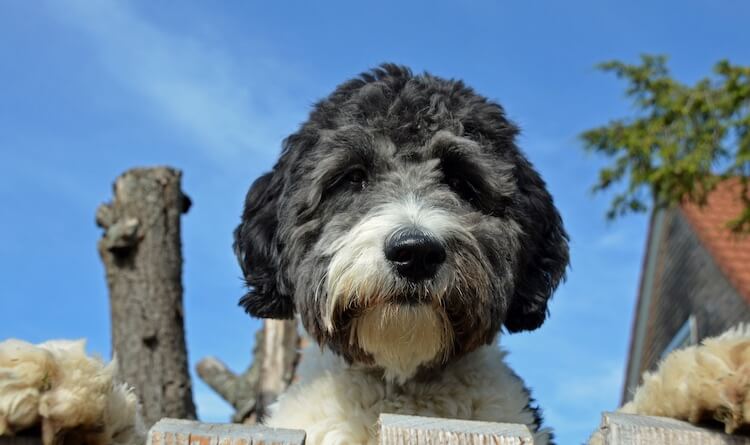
left=47, top=0, right=302, bottom=164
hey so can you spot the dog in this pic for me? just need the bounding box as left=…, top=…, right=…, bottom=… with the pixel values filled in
left=233, top=64, right=569, bottom=444
left=588, top=324, right=750, bottom=444
left=0, top=339, right=144, bottom=445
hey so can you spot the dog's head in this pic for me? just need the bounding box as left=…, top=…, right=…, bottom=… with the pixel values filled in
left=234, top=65, right=569, bottom=381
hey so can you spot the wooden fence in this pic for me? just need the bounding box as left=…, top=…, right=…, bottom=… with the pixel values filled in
left=139, top=412, right=750, bottom=445
left=8, top=413, right=744, bottom=444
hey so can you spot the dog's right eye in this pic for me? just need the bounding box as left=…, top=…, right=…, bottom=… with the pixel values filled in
left=439, top=154, right=508, bottom=217
left=444, top=174, right=480, bottom=206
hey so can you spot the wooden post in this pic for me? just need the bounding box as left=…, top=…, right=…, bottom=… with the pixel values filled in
left=147, top=418, right=306, bottom=445
left=378, top=414, right=534, bottom=445
left=256, top=319, right=300, bottom=421
left=588, top=412, right=750, bottom=445
left=96, top=167, right=196, bottom=428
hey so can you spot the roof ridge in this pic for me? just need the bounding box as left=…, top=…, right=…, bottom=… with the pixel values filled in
left=680, top=179, right=750, bottom=302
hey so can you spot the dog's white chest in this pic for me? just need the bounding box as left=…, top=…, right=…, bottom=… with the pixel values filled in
left=264, top=344, right=551, bottom=445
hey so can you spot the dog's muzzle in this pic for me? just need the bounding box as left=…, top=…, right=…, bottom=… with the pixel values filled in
left=384, top=227, right=446, bottom=282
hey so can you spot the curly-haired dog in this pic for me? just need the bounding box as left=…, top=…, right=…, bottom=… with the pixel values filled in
left=622, top=324, right=750, bottom=434
left=0, top=339, right=144, bottom=445
left=588, top=324, right=750, bottom=444
left=234, top=64, right=569, bottom=444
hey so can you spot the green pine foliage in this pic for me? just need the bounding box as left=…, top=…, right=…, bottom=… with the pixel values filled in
left=582, top=55, right=750, bottom=232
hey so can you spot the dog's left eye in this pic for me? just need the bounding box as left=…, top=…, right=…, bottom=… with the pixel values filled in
left=445, top=175, right=479, bottom=204
left=343, top=169, right=368, bottom=191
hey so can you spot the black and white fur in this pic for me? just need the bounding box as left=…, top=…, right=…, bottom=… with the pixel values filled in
left=234, top=64, right=569, bottom=444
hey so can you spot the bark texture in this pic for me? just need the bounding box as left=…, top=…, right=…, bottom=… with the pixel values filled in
left=196, top=319, right=301, bottom=423
left=96, top=167, right=196, bottom=428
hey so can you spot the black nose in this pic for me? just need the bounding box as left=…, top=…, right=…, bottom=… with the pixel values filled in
left=384, top=228, right=446, bottom=281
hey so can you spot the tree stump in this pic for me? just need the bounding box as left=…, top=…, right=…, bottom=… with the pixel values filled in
left=197, top=319, right=301, bottom=423
left=96, top=167, right=196, bottom=428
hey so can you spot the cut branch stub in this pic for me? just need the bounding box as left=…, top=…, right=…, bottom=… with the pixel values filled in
left=196, top=319, right=301, bottom=424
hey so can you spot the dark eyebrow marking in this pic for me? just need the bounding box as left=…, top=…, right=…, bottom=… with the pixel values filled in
left=428, top=131, right=490, bottom=182
left=427, top=131, right=483, bottom=159
left=428, top=131, right=516, bottom=189
left=320, top=126, right=377, bottom=168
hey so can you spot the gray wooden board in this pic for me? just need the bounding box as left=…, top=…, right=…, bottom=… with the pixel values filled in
left=379, top=413, right=533, bottom=445
left=593, top=412, right=750, bottom=445
left=147, top=418, right=306, bottom=445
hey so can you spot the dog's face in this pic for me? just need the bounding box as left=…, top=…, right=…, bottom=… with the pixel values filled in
left=234, top=65, right=569, bottom=382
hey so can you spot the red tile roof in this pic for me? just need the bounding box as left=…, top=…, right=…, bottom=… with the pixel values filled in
left=681, top=179, right=750, bottom=302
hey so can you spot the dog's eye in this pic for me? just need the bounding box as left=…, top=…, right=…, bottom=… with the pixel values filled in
left=446, top=176, right=463, bottom=192
left=439, top=153, right=487, bottom=209
left=344, top=169, right=368, bottom=191
left=445, top=175, right=479, bottom=204
left=321, top=167, right=368, bottom=201
left=444, top=173, right=509, bottom=217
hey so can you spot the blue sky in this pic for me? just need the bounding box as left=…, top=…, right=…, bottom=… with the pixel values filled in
left=1, top=1, right=748, bottom=443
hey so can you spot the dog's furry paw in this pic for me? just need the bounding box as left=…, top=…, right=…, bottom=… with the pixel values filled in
left=0, top=338, right=145, bottom=445
left=622, top=324, right=750, bottom=434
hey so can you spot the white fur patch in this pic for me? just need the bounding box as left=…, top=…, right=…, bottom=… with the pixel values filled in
left=265, top=342, right=551, bottom=445
left=621, top=323, right=750, bottom=434
left=0, top=338, right=144, bottom=444
left=352, top=304, right=452, bottom=382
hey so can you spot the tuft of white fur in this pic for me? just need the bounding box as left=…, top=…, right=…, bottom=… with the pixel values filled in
left=352, top=304, right=452, bottom=383
left=265, top=341, right=551, bottom=445
left=0, top=338, right=144, bottom=445
left=620, top=323, right=750, bottom=434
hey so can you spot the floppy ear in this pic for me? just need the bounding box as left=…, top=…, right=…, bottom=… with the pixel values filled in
left=504, top=158, right=569, bottom=332
left=234, top=170, right=296, bottom=319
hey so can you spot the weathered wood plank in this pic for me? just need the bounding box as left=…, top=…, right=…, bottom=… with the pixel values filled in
left=147, top=418, right=306, bottom=445
left=256, top=319, right=300, bottom=422
left=590, top=412, right=750, bottom=445
left=379, top=414, right=533, bottom=445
